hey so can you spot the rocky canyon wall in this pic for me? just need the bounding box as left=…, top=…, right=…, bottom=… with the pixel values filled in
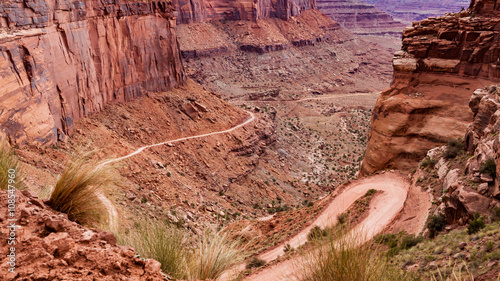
left=0, top=0, right=185, bottom=146
left=362, top=0, right=471, bottom=23
left=173, top=0, right=316, bottom=23
left=317, top=0, right=406, bottom=36
left=360, top=0, right=500, bottom=176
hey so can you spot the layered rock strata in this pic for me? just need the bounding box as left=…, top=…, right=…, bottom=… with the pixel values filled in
left=317, top=0, right=406, bottom=36
left=363, top=0, right=471, bottom=23
left=0, top=0, right=185, bottom=146
left=361, top=1, right=500, bottom=176
left=172, top=0, right=316, bottom=23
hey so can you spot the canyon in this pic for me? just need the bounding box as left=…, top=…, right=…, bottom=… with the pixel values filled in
left=1, top=0, right=500, bottom=280
left=363, top=0, right=471, bottom=23
left=0, top=0, right=185, bottom=146
left=316, top=0, right=406, bottom=37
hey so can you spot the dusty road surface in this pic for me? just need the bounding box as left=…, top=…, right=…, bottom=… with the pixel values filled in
left=220, top=172, right=412, bottom=281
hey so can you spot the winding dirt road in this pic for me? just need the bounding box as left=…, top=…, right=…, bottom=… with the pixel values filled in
left=220, top=172, right=412, bottom=281
left=97, top=111, right=256, bottom=230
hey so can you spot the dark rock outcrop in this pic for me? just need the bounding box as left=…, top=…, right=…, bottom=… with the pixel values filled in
left=361, top=1, right=500, bottom=176
left=0, top=0, right=186, bottom=146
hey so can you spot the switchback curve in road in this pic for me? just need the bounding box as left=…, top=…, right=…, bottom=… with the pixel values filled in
left=220, top=172, right=411, bottom=281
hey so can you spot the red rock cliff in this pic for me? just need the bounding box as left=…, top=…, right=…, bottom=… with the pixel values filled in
left=360, top=0, right=500, bottom=176
left=173, top=0, right=316, bottom=23
left=0, top=0, right=185, bottom=146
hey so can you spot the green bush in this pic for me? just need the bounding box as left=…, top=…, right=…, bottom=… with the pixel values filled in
left=443, top=138, right=464, bottom=159
left=426, top=213, right=446, bottom=238
left=479, top=158, right=496, bottom=177
left=308, top=226, right=329, bottom=241
left=420, top=157, right=437, bottom=169
left=467, top=215, right=485, bottom=235
left=246, top=257, right=266, bottom=269
left=400, top=234, right=423, bottom=250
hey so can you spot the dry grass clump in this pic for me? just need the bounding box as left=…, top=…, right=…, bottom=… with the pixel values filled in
left=49, top=152, right=113, bottom=227
left=298, top=228, right=417, bottom=281
left=188, top=231, right=243, bottom=280
left=117, top=220, right=243, bottom=280
left=0, top=141, right=25, bottom=190
left=117, top=220, right=189, bottom=279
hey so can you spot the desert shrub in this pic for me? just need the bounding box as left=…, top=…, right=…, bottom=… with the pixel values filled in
left=308, top=226, right=329, bottom=241
left=444, top=138, right=464, bottom=159
left=400, top=234, right=424, bottom=250
left=337, top=212, right=348, bottom=225
left=49, top=153, right=114, bottom=227
left=246, top=257, right=266, bottom=269
left=374, top=233, right=398, bottom=248
left=427, top=213, right=446, bottom=238
left=188, top=231, right=243, bottom=280
left=117, top=220, right=188, bottom=279
left=479, top=158, right=496, bottom=177
left=0, top=141, right=25, bottom=190
left=491, top=207, right=500, bottom=222
left=366, top=188, right=377, bottom=196
left=467, top=214, right=485, bottom=235
left=420, top=157, right=437, bottom=169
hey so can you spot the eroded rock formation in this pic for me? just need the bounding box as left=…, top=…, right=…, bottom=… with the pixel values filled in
left=0, top=0, right=185, bottom=146
left=172, top=0, right=316, bottom=23
left=0, top=190, right=166, bottom=280
left=361, top=0, right=500, bottom=176
left=317, top=0, right=406, bottom=36
left=363, top=0, right=471, bottom=23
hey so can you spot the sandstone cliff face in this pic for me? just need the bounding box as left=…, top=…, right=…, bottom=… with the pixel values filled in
left=173, top=0, right=316, bottom=23
left=361, top=1, right=500, bottom=176
left=317, top=0, right=406, bottom=36
left=0, top=0, right=185, bottom=146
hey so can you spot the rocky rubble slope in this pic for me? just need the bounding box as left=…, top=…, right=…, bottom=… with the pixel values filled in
left=0, top=190, right=166, bottom=281
left=0, top=0, right=185, bottom=147
left=172, top=0, right=316, bottom=23
left=317, top=0, right=406, bottom=36
left=361, top=0, right=500, bottom=176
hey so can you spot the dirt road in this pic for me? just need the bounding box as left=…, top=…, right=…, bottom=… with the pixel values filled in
left=221, top=172, right=412, bottom=281
left=96, top=111, right=256, bottom=229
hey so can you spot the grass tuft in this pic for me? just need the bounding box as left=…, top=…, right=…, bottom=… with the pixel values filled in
left=298, top=229, right=417, bottom=281
left=0, top=141, right=25, bottom=190
left=48, top=152, right=113, bottom=227
left=116, top=220, right=188, bottom=279
left=188, top=231, right=243, bottom=280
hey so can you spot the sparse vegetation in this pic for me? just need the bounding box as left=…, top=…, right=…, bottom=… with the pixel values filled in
left=467, top=214, right=485, bottom=235
left=479, top=158, right=496, bottom=177
left=188, top=231, right=243, bottom=280
left=298, top=230, right=416, bottom=281
left=48, top=152, right=114, bottom=227
left=443, top=138, right=464, bottom=159
left=308, top=225, right=330, bottom=241
left=117, top=220, right=188, bottom=279
left=0, top=141, right=25, bottom=190
left=246, top=257, right=266, bottom=269
left=426, top=213, right=446, bottom=238
left=420, top=157, right=437, bottom=169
